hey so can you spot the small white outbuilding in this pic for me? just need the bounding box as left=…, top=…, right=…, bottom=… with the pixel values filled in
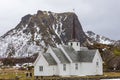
left=34, top=40, right=103, bottom=77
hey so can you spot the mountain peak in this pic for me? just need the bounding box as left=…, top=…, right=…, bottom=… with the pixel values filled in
left=0, top=10, right=87, bottom=57
left=21, top=14, right=32, bottom=24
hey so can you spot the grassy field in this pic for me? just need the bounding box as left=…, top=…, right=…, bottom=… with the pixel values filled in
left=0, top=68, right=120, bottom=80
left=81, top=72, right=120, bottom=78
left=0, top=68, right=34, bottom=80
left=114, top=48, right=120, bottom=56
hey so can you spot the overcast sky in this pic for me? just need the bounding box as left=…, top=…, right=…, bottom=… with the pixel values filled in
left=0, top=0, right=120, bottom=40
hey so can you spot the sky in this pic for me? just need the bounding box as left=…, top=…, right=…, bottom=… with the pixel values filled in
left=0, top=0, right=120, bottom=40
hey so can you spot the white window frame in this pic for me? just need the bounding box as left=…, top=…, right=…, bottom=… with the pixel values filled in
left=39, top=66, right=43, bottom=71
left=75, top=63, right=78, bottom=70
left=96, top=59, right=99, bottom=67
left=77, top=43, right=79, bottom=46
left=63, top=64, right=66, bottom=71
left=71, top=43, right=73, bottom=46
left=96, top=62, right=99, bottom=66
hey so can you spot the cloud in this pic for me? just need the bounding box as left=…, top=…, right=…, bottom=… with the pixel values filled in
left=78, top=0, right=120, bottom=40
left=0, top=0, right=120, bottom=40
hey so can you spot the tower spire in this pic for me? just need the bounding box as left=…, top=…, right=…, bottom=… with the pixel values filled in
left=68, top=9, right=81, bottom=51
left=72, top=15, right=76, bottom=40
left=72, top=8, right=77, bottom=41
left=71, top=8, right=78, bottom=41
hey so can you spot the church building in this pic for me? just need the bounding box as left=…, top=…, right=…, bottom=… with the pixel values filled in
left=34, top=15, right=103, bottom=77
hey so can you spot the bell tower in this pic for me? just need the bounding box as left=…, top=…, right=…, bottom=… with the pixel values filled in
left=68, top=14, right=80, bottom=51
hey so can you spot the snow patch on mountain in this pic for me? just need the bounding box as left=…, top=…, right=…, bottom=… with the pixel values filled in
left=0, top=10, right=88, bottom=57
left=0, top=11, right=69, bottom=57
left=0, top=24, right=42, bottom=57
left=86, top=31, right=115, bottom=45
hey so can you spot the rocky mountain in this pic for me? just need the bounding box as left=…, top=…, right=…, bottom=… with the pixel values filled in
left=86, top=31, right=115, bottom=45
left=1, top=10, right=120, bottom=70
left=85, top=31, right=120, bottom=70
left=0, top=10, right=87, bottom=57
left=114, top=40, right=120, bottom=47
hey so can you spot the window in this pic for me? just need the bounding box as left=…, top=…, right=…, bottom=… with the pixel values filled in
left=96, top=59, right=99, bottom=67
left=39, top=66, right=43, bottom=71
left=77, top=43, right=78, bottom=46
left=75, top=63, right=78, bottom=70
left=96, top=62, right=99, bottom=66
left=71, top=43, right=73, bottom=46
left=63, top=64, right=66, bottom=71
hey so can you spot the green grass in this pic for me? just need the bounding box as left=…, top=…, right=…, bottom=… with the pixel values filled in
left=114, top=48, right=120, bottom=56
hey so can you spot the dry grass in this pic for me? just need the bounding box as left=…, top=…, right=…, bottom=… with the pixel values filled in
left=0, top=68, right=34, bottom=80
left=104, top=72, right=120, bottom=77
left=0, top=68, right=120, bottom=80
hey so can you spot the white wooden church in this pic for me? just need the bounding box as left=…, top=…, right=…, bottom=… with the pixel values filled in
left=34, top=16, right=103, bottom=77
left=34, top=41, right=103, bottom=77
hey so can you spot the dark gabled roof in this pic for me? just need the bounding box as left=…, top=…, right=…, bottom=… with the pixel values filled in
left=43, top=53, right=57, bottom=65
left=43, top=45, right=97, bottom=65
left=62, top=45, right=97, bottom=62
left=62, top=45, right=79, bottom=62
left=78, top=50, right=97, bottom=62
left=52, top=47, right=70, bottom=63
